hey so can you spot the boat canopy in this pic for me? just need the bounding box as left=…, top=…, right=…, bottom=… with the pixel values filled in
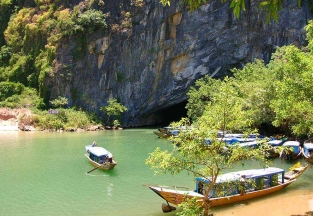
left=267, top=140, right=283, bottom=146
left=85, top=146, right=112, bottom=157
left=283, top=141, right=300, bottom=147
left=196, top=167, right=284, bottom=184
left=304, top=143, right=313, bottom=150
left=239, top=141, right=258, bottom=148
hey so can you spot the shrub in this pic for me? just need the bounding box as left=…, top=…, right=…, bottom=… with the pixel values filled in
left=0, top=81, right=24, bottom=101
left=0, top=86, right=45, bottom=108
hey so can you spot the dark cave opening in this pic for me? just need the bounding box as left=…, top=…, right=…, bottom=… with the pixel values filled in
left=154, top=101, right=188, bottom=126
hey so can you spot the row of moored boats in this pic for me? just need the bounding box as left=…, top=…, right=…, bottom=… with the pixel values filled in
left=154, top=127, right=313, bottom=163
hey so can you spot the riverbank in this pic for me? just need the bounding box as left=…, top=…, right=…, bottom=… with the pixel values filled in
left=0, top=108, right=112, bottom=132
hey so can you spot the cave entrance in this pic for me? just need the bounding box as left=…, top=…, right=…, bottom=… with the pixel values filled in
left=155, top=101, right=188, bottom=126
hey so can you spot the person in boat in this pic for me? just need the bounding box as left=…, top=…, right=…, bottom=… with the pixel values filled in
left=108, top=156, right=113, bottom=163
left=92, top=141, right=97, bottom=147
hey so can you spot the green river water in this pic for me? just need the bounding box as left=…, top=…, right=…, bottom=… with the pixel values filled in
left=0, top=129, right=312, bottom=216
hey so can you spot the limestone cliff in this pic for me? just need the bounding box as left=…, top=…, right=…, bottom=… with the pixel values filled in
left=47, top=0, right=312, bottom=127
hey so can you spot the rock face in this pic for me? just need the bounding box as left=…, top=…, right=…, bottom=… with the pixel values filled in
left=47, top=0, right=312, bottom=127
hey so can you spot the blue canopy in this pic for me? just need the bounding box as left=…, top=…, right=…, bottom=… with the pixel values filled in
left=283, top=141, right=300, bottom=147
left=304, top=143, right=313, bottom=150
left=85, top=145, right=112, bottom=157
left=268, top=140, right=283, bottom=146
left=196, top=167, right=284, bottom=184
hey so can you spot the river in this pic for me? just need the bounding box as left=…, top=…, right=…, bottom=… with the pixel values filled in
left=0, top=129, right=312, bottom=216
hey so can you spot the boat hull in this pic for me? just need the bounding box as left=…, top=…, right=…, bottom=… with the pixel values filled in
left=280, top=148, right=302, bottom=160
left=85, top=154, right=117, bottom=170
left=149, top=164, right=308, bottom=208
left=150, top=181, right=293, bottom=207
left=305, top=157, right=313, bottom=163
left=154, top=131, right=170, bottom=139
left=301, top=150, right=313, bottom=164
left=302, top=141, right=313, bottom=164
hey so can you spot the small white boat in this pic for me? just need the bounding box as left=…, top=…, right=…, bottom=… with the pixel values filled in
left=85, top=145, right=117, bottom=171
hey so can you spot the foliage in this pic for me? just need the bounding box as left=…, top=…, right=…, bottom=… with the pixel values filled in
left=76, top=9, right=107, bottom=34
left=32, top=107, right=100, bottom=130
left=0, top=86, right=45, bottom=109
left=50, top=96, right=68, bottom=108
left=159, top=0, right=300, bottom=21
left=113, top=119, right=121, bottom=128
left=186, top=76, right=222, bottom=122
left=7, top=54, right=34, bottom=86
left=305, top=20, right=313, bottom=53
left=231, top=59, right=277, bottom=128
left=0, top=0, right=14, bottom=47
left=177, top=196, right=203, bottom=216
left=0, top=3, right=108, bottom=107
left=186, top=72, right=275, bottom=132
left=0, top=45, right=12, bottom=66
left=100, top=98, right=128, bottom=125
left=268, top=45, right=313, bottom=136
left=0, top=81, right=24, bottom=101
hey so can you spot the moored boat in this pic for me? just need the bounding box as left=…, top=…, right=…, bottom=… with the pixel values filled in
left=154, top=127, right=180, bottom=138
left=238, top=141, right=259, bottom=148
left=279, top=141, right=302, bottom=160
left=148, top=163, right=308, bottom=212
left=302, top=139, right=313, bottom=164
left=85, top=145, right=117, bottom=171
left=266, top=139, right=285, bottom=158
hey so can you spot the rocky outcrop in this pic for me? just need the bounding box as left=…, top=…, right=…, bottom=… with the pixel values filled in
left=47, top=0, right=312, bottom=127
left=0, top=108, right=30, bottom=131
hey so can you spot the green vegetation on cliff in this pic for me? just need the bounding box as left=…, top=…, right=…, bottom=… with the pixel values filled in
left=161, top=0, right=301, bottom=21
left=0, top=0, right=107, bottom=102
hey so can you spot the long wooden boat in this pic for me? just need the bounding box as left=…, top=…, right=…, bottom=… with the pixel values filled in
left=148, top=163, right=308, bottom=212
left=85, top=145, right=117, bottom=170
left=302, top=138, right=313, bottom=163
left=279, top=141, right=302, bottom=160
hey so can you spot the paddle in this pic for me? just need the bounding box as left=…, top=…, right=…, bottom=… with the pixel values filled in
left=87, top=165, right=101, bottom=174
left=142, top=184, right=190, bottom=189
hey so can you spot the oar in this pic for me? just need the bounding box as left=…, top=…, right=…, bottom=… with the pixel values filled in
left=87, top=165, right=101, bottom=174
left=142, top=184, right=190, bottom=189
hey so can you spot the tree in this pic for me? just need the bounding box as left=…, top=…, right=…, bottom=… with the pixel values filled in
left=186, top=76, right=222, bottom=122
left=269, top=45, right=313, bottom=137
left=50, top=96, right=68, bottom=108
left=159, top=0, right=300, bottom=22
left=100, top=98, right=128, bottom=126
left=146, top=77, right=271, bottom=215
left=230, top=59, right=278, bottom=131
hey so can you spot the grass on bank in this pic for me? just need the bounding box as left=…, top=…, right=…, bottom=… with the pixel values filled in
left=19, top=108, right=101, bottom=131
